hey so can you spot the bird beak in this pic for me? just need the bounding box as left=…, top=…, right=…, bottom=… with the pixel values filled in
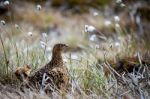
left=63, top=44, right=70, bottom=52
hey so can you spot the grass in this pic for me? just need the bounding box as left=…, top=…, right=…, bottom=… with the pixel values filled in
left=0, top=28, right=149, bottom=98
left=0, top=1, right=149, bottom=99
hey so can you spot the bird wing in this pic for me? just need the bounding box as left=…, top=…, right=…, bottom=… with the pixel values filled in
left=47, top=67, right=69, bottom=90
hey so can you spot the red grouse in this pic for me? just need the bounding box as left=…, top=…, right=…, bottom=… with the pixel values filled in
left=15, top=43, right=70, bottom=93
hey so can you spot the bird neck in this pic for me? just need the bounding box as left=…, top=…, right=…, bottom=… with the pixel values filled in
left=50, top=50, right=63, bottom=67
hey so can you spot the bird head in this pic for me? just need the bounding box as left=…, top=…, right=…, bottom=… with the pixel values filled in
left=53, top=43, right=69, bottom=53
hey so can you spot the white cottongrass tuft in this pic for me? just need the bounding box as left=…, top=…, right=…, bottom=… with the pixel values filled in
left=120, top=3, right=126, bottom=7
left=114, top=42, right=120, bottom=47
left=15, top=24, right=19, bottom=29
left=116, top=0, right=122, bottom=3
left=84, top=25, right=95, bottom=33
left=114, top=16, right=120, bottom=22
left=42, top=33, right=47, bottom=38
left=93, top=12, right=99, bottom=16
left=115, top=23, right=120, bottom=28
left=104, top=20, right=112, bottom=26
left=1, top=20, right=6, bottom=25
left=27, top=32, right=33, bottom=36
left=36, top=4, right=42, bottom=11
left=4, top=0, right=9, bottom=5
left=89, top=34, right=97, bottom=41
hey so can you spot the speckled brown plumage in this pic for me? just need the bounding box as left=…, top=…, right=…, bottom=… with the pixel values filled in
left=15, top=64, right=32, bottom=82
left=25, top=44, right=69, bottom=92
